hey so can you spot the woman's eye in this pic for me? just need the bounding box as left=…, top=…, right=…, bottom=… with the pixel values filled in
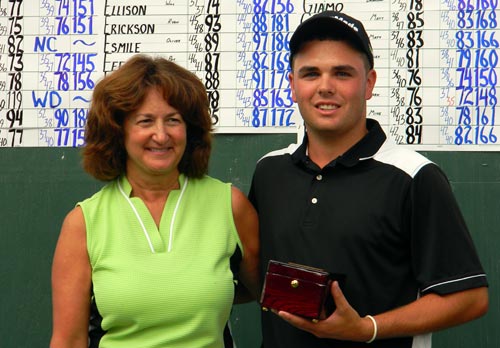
left=166, top=116, right=183, bottom=125
left=137, top=118, right=152, bottom=125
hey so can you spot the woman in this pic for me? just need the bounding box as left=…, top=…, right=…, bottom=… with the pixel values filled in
left=50, top=54, right=260, bottom=348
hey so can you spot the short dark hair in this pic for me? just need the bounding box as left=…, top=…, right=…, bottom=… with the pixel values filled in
left=82, top=54, right=212, bottom=181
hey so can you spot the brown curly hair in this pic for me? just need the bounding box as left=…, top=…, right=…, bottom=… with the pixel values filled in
left=82, top=54, right=213, bottom=181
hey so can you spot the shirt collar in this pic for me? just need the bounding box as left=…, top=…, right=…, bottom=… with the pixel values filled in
left=117, top=173, right=186, bottom=196
left=292, top=119, right=387, bottom=169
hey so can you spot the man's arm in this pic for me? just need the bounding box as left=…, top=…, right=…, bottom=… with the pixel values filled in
left=277, top=281, right=488, bottom=343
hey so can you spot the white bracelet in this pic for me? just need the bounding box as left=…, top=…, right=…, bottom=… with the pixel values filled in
left=365, top=315, right=377, bottom=343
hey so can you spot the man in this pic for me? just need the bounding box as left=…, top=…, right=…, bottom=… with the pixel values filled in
left=249, top=10, right=488, bottom=348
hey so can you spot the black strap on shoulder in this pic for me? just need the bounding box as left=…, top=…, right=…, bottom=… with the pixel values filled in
left=88, top=284, right=106, bottom=348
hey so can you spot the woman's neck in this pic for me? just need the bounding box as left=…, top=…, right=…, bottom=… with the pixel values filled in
left=126, top=171, right=180, bottom=202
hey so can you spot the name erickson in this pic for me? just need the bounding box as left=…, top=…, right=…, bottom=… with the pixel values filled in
left=105, top=23, right=155, bottom=35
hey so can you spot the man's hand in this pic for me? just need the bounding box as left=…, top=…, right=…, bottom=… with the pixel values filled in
left=276, top=281, right=375, bottom=342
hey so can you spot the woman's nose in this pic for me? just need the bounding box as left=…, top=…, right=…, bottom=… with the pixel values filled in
left=152, top=122, right=169, bottom=142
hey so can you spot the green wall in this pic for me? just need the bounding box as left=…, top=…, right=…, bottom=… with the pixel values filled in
left=0, top=134, right=498, bottom=347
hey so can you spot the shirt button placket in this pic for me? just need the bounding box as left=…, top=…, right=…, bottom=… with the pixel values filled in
left=311, top=174, right=322, bottom=204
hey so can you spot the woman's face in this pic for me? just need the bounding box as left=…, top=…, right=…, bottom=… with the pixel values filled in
left=123, top=87, right=187, bottom=180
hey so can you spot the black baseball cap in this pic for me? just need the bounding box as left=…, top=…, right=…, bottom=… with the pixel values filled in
left=289, top=11, right=374, bottom=69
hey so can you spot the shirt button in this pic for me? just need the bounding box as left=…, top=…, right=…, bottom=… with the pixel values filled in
left=316, top=174, right=323, bottom=181
left=311, top=198, right=318, bottom=204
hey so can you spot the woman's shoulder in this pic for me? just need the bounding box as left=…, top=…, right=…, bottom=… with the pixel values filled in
left=189, top=174, right=231, bottom=188
left=77, top=180, right=117, bottom=208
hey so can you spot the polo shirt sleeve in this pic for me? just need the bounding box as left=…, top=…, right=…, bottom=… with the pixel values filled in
left=410, top=163, right=488, bottom=295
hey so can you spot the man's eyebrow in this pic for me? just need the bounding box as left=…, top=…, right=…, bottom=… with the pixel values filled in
left=296, top=64, right=357, bottom=75
left=296, top=66, right=319, bottom=74
left=331, top=65, right=356, bottom=72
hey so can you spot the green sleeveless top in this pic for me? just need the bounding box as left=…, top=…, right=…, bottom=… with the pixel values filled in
left=80, top=174, right=242, bottom=348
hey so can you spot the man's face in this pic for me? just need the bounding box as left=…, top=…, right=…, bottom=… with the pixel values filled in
left=289, top=39, right=376, bottom=144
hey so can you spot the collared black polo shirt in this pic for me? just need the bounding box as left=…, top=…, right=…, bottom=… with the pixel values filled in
left=249, top=119, right=487, bottom=348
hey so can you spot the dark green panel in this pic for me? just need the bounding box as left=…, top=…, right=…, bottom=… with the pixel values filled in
left=422, top=152, right=500, bottom=348
left=0, top=140, right=498, bottom=348
left=0, top=148, right=101, bottom=348
left=0, top=134, right=294, bottom=348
